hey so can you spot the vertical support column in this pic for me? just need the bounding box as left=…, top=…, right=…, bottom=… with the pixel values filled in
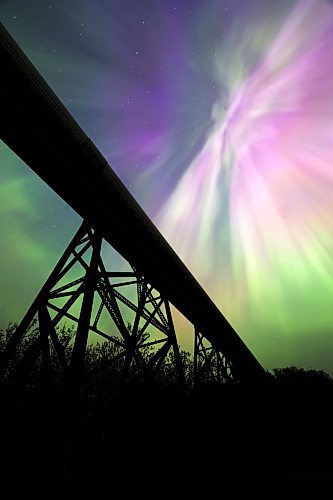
left=164, top=300, right=185, bottom=385
left=68, top=229, right=102, bottom=392
left=194, top=326, right=199, bottom=386
left=131, top=278, right=147, bottom=338
left=216, top=351, right=221, bottom=382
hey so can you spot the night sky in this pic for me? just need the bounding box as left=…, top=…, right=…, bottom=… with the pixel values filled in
left=1, top=0, right=333, bottom=374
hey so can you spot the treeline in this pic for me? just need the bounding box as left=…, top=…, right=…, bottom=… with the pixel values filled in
left=1, top=323, right=333, bottom=493
left=0, top=322, right=194, bottom=405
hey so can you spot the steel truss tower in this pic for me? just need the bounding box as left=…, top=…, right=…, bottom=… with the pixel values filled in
left=0, top=222, right=234, bottom=390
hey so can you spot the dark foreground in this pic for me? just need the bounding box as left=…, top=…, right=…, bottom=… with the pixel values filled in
left=1, top=366, right=333, bottom=496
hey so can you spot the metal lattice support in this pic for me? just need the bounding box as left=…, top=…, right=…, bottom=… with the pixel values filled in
left=194, top=327, right=234, bottom=385
left=0, top=221, right=184, bottom=391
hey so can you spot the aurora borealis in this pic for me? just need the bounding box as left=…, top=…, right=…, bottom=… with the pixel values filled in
left=1, top=0, right=333, bottom=373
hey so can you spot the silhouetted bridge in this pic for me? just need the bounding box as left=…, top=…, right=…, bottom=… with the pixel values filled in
left=0, top=22, right=265, bottom=391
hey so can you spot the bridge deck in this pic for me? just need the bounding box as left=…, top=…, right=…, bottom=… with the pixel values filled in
left=0, top=22, right=265, bottom=381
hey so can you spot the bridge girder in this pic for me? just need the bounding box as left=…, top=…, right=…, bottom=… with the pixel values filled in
left=0, top=22, right=266, bottom=386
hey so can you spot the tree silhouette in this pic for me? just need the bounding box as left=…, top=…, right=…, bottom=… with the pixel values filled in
left=1, top=322, right=333, bottom=492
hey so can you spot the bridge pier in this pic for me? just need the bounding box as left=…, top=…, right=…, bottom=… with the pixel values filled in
left=0, top=221, right=188, bottom=395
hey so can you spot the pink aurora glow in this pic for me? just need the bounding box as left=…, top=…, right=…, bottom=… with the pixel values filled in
left=157, top=0, right=333, bottom=336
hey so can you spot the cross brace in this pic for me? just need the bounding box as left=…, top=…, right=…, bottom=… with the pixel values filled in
left=0, top=221, right=234, bottom=393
